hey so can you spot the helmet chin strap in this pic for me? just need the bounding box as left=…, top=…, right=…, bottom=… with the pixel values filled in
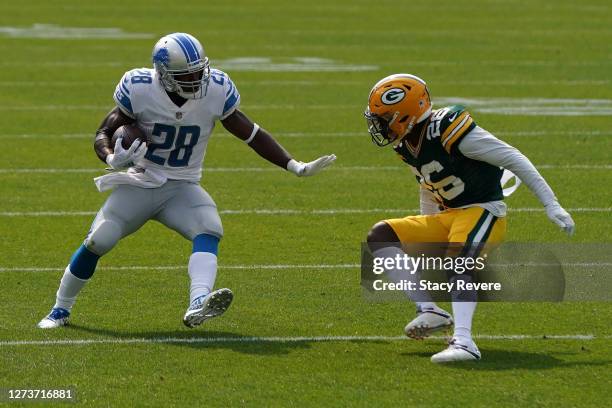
left=392, top=115, right=416, bottom=143
left=404, top=117, right=416, bottom=135
left=176, top=79, right=209, bottom=99
left=386, top=112, right=403, bottom=144
left=394, top=115, right=427, bottom=146
left=177, top=89, right=197, bottom=99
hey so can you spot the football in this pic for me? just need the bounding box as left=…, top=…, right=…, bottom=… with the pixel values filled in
left=111, top=125, right=148, bottom=150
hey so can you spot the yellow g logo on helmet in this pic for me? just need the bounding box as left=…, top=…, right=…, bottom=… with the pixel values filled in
left=365, top=74, right=432, bottom=146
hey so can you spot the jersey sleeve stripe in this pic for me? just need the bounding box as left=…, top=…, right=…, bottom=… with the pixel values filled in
left=225, top=79, right=235, bottom=96
left=114, top=89, right=134, bottom=116
left=442, top=114, right=471, bottom=146
left=441, top=111, right=469, bottom=144
left=223, top=90, right=240, bottom=115
left=443, top=117, right=474, bottom=152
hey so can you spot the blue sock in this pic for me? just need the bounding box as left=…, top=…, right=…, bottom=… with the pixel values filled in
left=69, top=245, right=100, bottom=279
left=192, top=233, right=219, bottom=255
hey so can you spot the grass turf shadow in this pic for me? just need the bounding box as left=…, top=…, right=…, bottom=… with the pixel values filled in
left=66, top=324, right=387, bottom=355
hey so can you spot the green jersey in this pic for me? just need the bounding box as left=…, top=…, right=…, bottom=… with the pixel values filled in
left=393, top=105, right=504, bottom=208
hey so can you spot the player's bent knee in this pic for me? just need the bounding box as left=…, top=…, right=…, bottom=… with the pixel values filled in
left=188, top=222, right=223, bottom=242
left=207, top=216, right=223, bottom=239
left=84, top=220, right=122, bottom=256
left=187, top=206, right=223, bottom=241
left=367, top=221, right=399, bottom=244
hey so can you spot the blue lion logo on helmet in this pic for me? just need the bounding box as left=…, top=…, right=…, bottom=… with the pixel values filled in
left=153, top=47, right=170, bottom=66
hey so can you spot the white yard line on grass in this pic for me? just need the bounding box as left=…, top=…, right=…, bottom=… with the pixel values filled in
left=4, top=97, right=612, bottom=115
left=0, top=24, right=153, bottom=39
left=0, top=130, right=610, bottom=139
left=0, top=207, right=610, bottom=217
left=537, top=165, right=612, bottom=169
left=0, top=168, right=101, bottom=173
left=0, top=104, right=358, bottom=111
left=1, top=79, right=610, bottom=87
left=0, top=166, right=380, bottom=174
left=0, top=334, right=605, bottom=347
left=2, top=59, right=610, bottom=68
left=0, top=164, right=610, bottom=175
left=0, top=264, right=361, bottom=272
left=1, top=262, right=610, bottom=273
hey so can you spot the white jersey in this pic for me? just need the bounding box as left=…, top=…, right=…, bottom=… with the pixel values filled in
left=113, top=67, right=240, bottom=181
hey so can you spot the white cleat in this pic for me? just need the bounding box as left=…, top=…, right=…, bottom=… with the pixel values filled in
left=431, top=337, right=481, bottom=363
left=37, top=308, right=70, bottom=329
left=404, top=307, right=453, bottom=340
left=183, top=288, right=234, bottom=328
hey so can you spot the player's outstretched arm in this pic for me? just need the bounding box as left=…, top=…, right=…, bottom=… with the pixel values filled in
left=94, top=107, right=136, bottom=164
left=221, top=110, right=336, bottom=176
left=457, top=126, right=575, bottom=236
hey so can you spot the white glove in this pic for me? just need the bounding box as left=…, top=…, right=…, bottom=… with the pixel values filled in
left=287, top=154, right=336, bottom=177
left=545, top=201, right=575, bottom=236
left=106, top=138, right=147, bottom=170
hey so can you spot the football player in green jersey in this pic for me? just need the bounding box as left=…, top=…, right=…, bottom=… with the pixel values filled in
left=364, top=74, right=575, bottom=363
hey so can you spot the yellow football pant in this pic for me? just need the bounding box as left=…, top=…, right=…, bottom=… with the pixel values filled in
left=385, top=206, right=507, bottom=246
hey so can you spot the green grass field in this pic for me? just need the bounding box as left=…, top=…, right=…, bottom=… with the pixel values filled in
left=0, top=0, right=610, bottom=406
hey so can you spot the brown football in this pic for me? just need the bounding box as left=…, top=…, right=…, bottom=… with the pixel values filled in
left=111, top=125, right=148, bottom=150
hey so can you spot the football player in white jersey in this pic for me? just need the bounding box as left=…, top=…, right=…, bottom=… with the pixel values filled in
left=38, top=33, right=336, bottom=329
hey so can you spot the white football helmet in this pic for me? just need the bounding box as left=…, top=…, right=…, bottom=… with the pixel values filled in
left=152, top=32, right=210, bottom=99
